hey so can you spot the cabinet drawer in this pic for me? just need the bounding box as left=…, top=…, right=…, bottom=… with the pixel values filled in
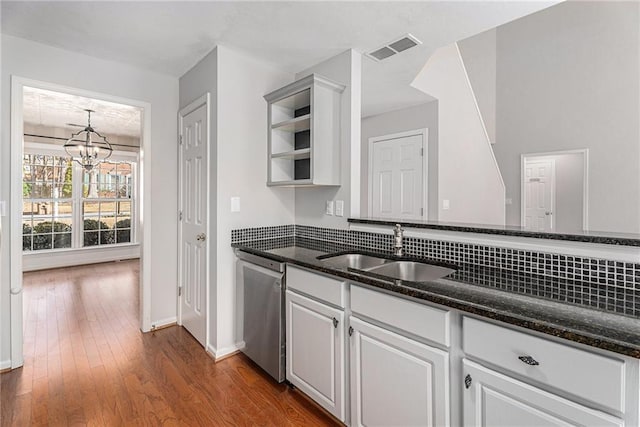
left=463, top=316, right=626, bottom=414
left=287, top=265, right=347, bottom=308
left=351, top=285, right=450, bottom=346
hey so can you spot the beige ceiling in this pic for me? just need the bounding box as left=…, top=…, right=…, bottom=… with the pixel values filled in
left=23, top=87, right=142, bottom=138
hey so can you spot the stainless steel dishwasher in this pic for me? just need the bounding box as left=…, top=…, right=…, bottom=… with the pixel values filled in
left=236, top=250, right=286, bottom=383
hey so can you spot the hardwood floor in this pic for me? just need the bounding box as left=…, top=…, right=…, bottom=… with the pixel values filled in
left=1, top=260, right=339, bottom=426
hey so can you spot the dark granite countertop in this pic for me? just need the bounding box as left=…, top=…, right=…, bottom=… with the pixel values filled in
left=348, top=217, right=640, bottom=246
left=232, top=237, right=640, bottom=359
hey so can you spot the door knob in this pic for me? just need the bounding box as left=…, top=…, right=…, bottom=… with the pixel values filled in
left=196, top=233, right=206, bottom=242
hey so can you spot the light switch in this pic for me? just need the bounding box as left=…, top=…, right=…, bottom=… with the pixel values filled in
left=442, top=199, right=450, bottom=210
left=326, top=200, right=334, bottom=215
left=335, top=200, right=344, bottom=217
left=231, top=197, right=241, bottom=212
left=505, top=198, right=513, bottom=205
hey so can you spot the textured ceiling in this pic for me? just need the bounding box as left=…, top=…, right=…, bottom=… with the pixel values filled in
left=3, top=1, right=559, bottom=118
left=23, top=87, right=142, bottom=138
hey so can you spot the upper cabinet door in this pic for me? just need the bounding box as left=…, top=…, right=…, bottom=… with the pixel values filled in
left=265, top=74, right=345, bottom=187
left=285, top=290, right=346, bottom=422
left=349, top=316, right=450, bottom=427
left=462, top=359, right=623, bottom=427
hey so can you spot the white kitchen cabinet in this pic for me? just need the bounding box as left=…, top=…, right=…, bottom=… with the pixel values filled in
left=462, top=359, right=623, bottom=427
left=285, top=289, right=346, bottom=422
left=264, top=73, right=344, bottom=186
left=349, top=316, right=449, bottom=427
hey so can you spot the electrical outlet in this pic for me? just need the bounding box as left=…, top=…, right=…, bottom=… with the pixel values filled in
left=335, top=200, right=344, bottom=217
left=326, top=200, right=334, bottom=215
left=443, top=199, right=450, bottom=210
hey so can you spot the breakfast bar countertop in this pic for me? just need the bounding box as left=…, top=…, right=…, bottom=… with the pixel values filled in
left=232, top=236, right=640, bottom=359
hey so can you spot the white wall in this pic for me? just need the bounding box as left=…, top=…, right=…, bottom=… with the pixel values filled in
left=294, top=50, right=362, bottom=228
left=1, top=35, right=179, bottom=366
left=215, top=46, right=295, bottom=356
left=492, top=1, right=640, bottom=233
left=412, top=43, right=505, bottom=225
left=360, top=101, right=439, bottom=220
left=179, top=45, right=295, bottom=357
left=457, top=28, right=497, bottom=144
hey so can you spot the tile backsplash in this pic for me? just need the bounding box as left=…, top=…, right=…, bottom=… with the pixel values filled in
left=232, top=224, right=640, bottom=318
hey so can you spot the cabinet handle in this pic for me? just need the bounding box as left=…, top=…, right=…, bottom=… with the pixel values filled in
left=518, top=355, right=540, bottom=366
left=464, top=374, right=472, bottom=389
left=348, top=326, right=354, bottom=336
left=332, top=317, right=338, bottom=328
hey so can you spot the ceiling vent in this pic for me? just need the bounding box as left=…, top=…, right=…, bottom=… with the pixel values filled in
left=366, top=33, right=422, bottom=62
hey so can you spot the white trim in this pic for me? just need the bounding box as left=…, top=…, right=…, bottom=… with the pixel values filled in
left=0, top=360, right=11, bottom=371
left=367, top=128, right=428, bottom=219
left=207, top=343, right=240, bottom=361
left=177, top=93, right=211, bottom=351
left=10, top=77, right=153, bottom=372
left=521, top=149, right=589, bottom=232
left=349, top=223, right=640, bottom=263
left=23, top=245, right=140, bottom=272
left=10, top=78, right=25, bottom=368
left=151, top=316, right=177, bottom=330
left=455, top=42, right=505, bottom=193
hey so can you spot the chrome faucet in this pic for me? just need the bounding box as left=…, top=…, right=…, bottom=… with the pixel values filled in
left=393, top=224, right=404, bottom=256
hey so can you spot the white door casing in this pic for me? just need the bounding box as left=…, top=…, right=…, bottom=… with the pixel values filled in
left=522, top=159, right=555, bottom=232
left=368, top=129, right=428, bottom=220
left=178, top=94, right=210, bottom=348
left=8, top=77, right=152, bottom=370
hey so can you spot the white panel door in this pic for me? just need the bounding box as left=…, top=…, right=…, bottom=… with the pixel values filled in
left=179, top=102, right=208, bottom=347
left=371, top=132, right=425, bottom=219
left=462, top=359, right=623, bottom=427
left=350, top=316, right=449, bottom=427
left=523, top=159, right=555, bottom=231
left=286, top=290, right=345, bottom=422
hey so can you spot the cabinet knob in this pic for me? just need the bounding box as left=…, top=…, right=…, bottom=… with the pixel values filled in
left=464, top=374, right=472, bottom=389
left=348, top=326, right=354, bottom=336
left=332, top=317, right=338, bottom=328
left=518, top=355, right=540, bottom=366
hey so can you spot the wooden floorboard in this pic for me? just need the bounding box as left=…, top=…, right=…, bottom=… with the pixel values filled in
left=1, top=260, right=340, bottom=426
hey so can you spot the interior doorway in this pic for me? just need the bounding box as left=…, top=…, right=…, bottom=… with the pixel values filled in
left=368, top=129, right=428, bottom=220
left=9, top=77, right=152, bottom=369
left=177, top=94, right=210, bottom=348
left=521, top=149, right=589, bottom=233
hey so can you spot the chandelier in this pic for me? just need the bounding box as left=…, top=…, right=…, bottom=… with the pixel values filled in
left=64, top=109, right=113, bottom=171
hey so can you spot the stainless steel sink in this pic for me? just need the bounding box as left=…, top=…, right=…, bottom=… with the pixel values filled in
left=367, top=261, right=455, bottom=282
left=320, top=253, right=391, bottom=270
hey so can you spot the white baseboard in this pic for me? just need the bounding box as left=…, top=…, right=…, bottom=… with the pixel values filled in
left=23, top=244, right=140, bottom=272
left=206, top=343, right=240, bottom=361
left=151, top=316, right=177, bottom=330
left=0, top=359, right=12, bottom=371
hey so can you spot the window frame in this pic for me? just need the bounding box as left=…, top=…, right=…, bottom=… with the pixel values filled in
left=22, top=141, right=139, bottom=253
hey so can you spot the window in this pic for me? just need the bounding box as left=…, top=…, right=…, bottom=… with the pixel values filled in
left=22, top=143, right=137, bottom=252
left=82, top=161, right=133, bottom=246
left=22, top=154, right=74, bottom=251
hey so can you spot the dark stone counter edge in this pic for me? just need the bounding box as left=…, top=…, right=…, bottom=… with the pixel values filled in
left=233, top=243, right=640, bottom=359
left=348, top=218, right=640, bottom=247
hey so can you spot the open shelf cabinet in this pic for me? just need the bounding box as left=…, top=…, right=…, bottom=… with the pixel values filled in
left=265, top=73, right=345, bottom=186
